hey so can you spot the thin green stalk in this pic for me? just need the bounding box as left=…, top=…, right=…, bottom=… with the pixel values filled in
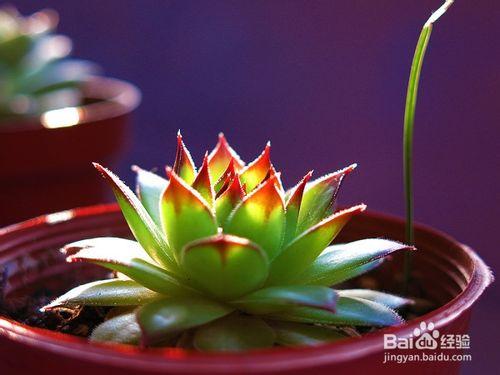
left=403, top=1, right=454, bottom=293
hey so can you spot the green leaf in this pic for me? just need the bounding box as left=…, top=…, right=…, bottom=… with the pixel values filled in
left=133, top=166, right=168, bottom=227
left=42, top=279, right=161, bottom=310
left=239, top=142, right=271, bottom=193
left=266, top=296, right=403, bottom=326
left=182, top=234, right=269, bottom=299
left=213, top=158, right=237, bottom=194
left=93, top=163, right=176, bottom=272
left=299, top=239, right=415, bottom=286
left=160, top=171, right=218, bottom=256
left=231, top=285, right=337, bottom=314
left=137, top=297, right=233, bottom=346
left=193, top=315, right=275, bottom=351
left=338, top=289, right=413, bottom=310
left=296, top=164, right=356, bottom=234
left=172, top=131, right=197, bottom=184
left=215, top=175, right=245, bottom=227
left=267, top=205, right=366, bottom=285
left=269, top=321, right=346, bottom=347
left=226, top=176, right=285, bottom=260
left=90, top=311, right=141, bottom=344
left=63, top=237, right=194, bottom=297
left=283, top=171, right=313, bottom=245
left=191, top=153, right=215, bottom=208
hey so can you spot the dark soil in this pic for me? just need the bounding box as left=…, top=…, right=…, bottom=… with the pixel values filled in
left=0, top=276, right=433, bottom=341
left=0, top=288, right=109, bottom=338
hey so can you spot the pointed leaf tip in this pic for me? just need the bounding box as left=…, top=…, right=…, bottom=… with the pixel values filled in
left=297, top=164, right=357, bottom=233
left=173, top=132, right=197, bottom=184
left=92, top=163, right=175, bottom=271
left=214, top=158, right=237, bottom=195
left=268, top=204, right=366, bottom=285
left=283, top=170, right=314, bottom=245
left=215, top=175, right=245, bottom=227
left=265, top=165, right=285, bottom=194
left=239, top=143, right=272, bottom=193
left=300, top=238, right=414, bottom=286
left=208, top=133, right=245, bottom=182
left=192, top=153, right=215, bottom=207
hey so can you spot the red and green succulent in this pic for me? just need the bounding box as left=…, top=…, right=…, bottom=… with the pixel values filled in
left=43, top=133, right=414, bottom=351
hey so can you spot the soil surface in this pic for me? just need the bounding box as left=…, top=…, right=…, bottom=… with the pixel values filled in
left=0, top=273, right=433, bottom=341
left=0, top=288, right=109, bottom=338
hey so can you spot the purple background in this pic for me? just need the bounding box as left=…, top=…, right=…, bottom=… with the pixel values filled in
left=14, top=0, right=500, bottom=372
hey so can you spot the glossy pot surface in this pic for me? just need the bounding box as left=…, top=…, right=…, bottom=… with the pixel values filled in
left=0, top=78, right=141, bottom=226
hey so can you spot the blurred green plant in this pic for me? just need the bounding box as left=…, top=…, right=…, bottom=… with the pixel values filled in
left=43, top=133, right=414, bottom=351
left=0, top=6, right=98, bottom=123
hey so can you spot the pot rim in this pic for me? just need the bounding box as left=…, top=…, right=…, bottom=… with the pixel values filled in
left=0, top=76, right=141, bottom=133
left=0, top=204, right=493, bottom=373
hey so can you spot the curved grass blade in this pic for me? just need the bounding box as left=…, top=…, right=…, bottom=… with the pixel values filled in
left=402, top=0, right=454, bottom=291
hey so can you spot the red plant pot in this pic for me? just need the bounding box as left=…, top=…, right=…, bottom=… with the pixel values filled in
left=0, top=78, right=141, bottom=227
left=0, top=204, right=492, bottom=374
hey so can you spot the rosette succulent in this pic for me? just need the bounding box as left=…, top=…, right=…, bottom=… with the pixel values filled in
left=43, top=133, right=414, bottom=351
left=0, top=7, right=98, bottom=122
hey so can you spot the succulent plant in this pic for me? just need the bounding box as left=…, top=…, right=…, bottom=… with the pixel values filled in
left=0, top=7, right=98, bottom=122
left=43, top=133, right=414, bottom=351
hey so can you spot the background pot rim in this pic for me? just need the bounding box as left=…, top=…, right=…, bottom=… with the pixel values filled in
left=0, top=76, right=141, bottom=134
left=0, top=204, right=493, bottom=373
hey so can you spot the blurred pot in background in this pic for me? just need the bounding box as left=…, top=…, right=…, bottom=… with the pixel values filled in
left=0, top=7, right=141, bottom=226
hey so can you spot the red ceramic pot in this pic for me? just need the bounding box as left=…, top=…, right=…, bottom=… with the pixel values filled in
left=0, top=77, right=141, bottom=227
left=0, top=204, right=492, bottom=374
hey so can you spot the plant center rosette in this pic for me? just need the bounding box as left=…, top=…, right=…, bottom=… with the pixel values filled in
left=42, top=132, right=415, bottom=351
